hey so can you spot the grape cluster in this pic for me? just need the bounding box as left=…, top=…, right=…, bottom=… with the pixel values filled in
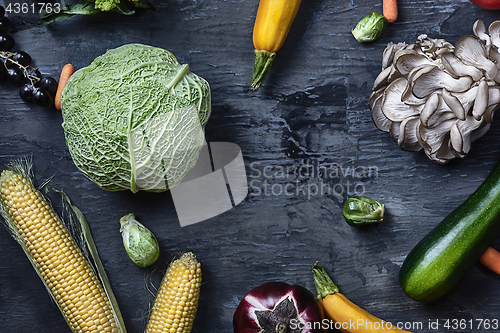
left=0, top=5, right=58, bottom=107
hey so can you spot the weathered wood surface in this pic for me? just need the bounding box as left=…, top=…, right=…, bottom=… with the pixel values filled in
left=1, top=0, right=500, bottom=332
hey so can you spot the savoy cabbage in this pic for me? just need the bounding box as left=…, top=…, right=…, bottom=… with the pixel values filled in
left=61, top=44, right=211, bottom=193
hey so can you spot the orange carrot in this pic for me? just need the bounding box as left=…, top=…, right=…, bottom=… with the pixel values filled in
left=480, top=247, right=500, bottom=275
left=383, top=0, right=398, bottom=23
left=54, top=64, right=75, bottom=110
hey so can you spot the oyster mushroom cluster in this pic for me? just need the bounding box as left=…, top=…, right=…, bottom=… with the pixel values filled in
left=369, top=20, right=500, bottom=164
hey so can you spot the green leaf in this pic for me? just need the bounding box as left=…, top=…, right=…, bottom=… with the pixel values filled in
left=39, top=0, right=156, bottom=25
left=113, top=2, right=135, bottom=15
left=132, top=0, right=156, bottom=10
left=53, top=188, right=128, bottom=333
left=40, top=3, right=100, bottom=25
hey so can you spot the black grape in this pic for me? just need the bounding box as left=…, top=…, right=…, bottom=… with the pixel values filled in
left=13, top=51, right=32, bottom=67
left=7, top=67, right=25, bottom=85
left=32, top=87, right=52, bottom=107
left=37, top=77, right=58, bottom=96
left=0, top=17, right=10, bottom=33
left=0, top=33, right=15, bottom=51
left=19, top=84, right=34, bottom=102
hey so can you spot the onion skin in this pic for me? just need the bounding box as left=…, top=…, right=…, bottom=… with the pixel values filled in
left=233, top=282, right=325, bottom=333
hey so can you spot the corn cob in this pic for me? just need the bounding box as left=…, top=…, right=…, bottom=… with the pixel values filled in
left=0, top=161, right=125, bottom=333
left=145, top=252, right=202, bottom=333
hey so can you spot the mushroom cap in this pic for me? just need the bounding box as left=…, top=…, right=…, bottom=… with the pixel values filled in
left=473, top=20, right=490, bottom=45
left=455, top=35, right=498, bottom=80
left=410, top=66, right=473, bottom=99
left=441, top=52, right=484, bottom=81
left=381, top=78, right=423, bottom=122
left=369, top=19, right=500, bottom=164
left=395, top=50, right=434, bottom=75
left=488, top=21, right=500, bottom=49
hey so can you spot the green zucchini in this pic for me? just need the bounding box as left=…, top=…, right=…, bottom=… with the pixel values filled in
left=399, top=161, right=500, bottom=302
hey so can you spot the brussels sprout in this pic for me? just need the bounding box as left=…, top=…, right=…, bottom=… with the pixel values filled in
left=343, top=196, right=385, bottom=226
left=352, top=12, right=387, bottom=43
left=119, top=213, right=159, bottom=267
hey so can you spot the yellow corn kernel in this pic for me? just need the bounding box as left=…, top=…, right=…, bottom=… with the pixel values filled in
left=0, top=168, right=121, bottom=333
left=145, top=252, right=202, bottom=333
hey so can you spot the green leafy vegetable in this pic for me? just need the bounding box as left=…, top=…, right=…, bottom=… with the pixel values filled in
left=342, top=196, right=385, bottom=226
left=352, top=12, right=387, bottom=43
left=40, top=0, right=155, bottom=26
left=120, top=213, right=159, bottom=267
left=61, top=44, right=211, bottom=193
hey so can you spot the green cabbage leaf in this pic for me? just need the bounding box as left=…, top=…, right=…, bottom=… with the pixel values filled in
left=61, top=44, right=211, bottom=193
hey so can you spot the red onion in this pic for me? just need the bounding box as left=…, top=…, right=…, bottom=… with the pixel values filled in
left=233, top=282, right=325, bottom=333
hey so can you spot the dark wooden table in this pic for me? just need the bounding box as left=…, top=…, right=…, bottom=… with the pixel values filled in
left=1, top=0, right=500, bottom=332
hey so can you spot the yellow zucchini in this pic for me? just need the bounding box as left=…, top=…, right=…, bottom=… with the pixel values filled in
left=251, top=0, right=302, bottom=90
left=313, top=263, right=412, bottom=333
